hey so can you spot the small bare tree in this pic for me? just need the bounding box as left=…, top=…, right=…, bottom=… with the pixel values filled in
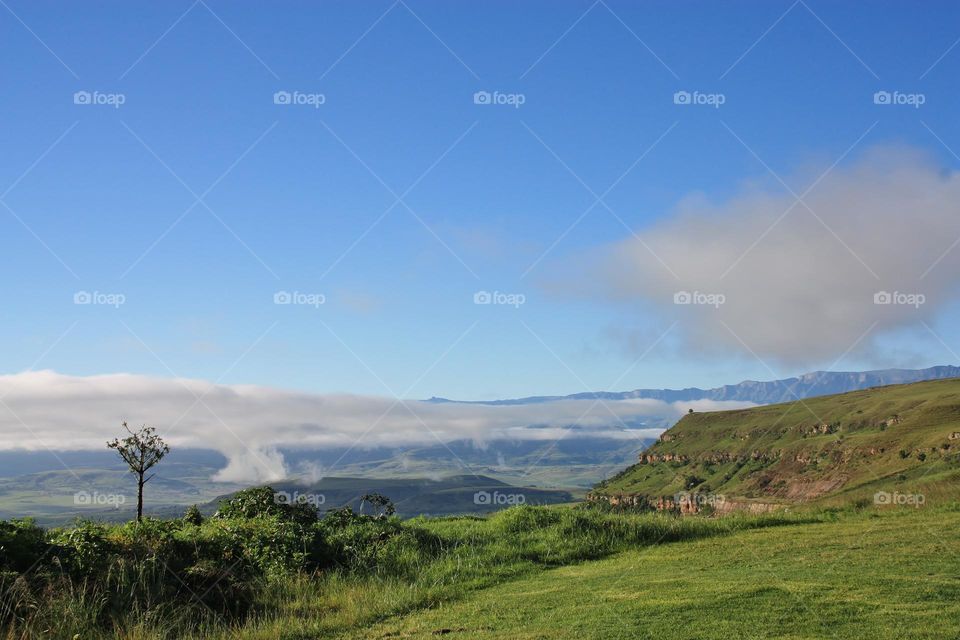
left=359, top=492, right=396, bottom=518
left=107, top=422, right=170, bottom=521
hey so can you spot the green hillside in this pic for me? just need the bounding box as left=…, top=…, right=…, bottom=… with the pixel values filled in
left=592, top=378, right=960, bottom=511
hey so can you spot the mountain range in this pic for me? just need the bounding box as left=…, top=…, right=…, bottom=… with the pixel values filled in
left=428, top=365, right=960, bottom=406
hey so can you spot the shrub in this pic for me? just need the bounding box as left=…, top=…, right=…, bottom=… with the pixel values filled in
left=0, top=519, right=47, bottom=573
left=213, top=486, right=318, bottom=528
left=183, top=504, right=203, bottom=526
left=50, top=520, right=117, bottom=577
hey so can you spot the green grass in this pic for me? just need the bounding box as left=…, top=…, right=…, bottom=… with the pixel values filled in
left=595, top=377, right=960, bottom=508
left=178, top=507, right=806, bottom=640
left=354, top=504, right=960, bottom=639
left=5, top=499, right=958, bottom=639
left=0, top=504, right=809, bottom=639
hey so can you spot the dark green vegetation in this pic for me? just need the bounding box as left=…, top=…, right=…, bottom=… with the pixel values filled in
left=594, top=378, right=960, bottom=510
left=0, top=490, right=805, bottom=639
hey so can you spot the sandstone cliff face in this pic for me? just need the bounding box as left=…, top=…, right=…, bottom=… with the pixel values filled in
left=587, top=491, right=779, bottom=515
left=780, top=475, right=848, bottom=501
left=710, top=499, right=780, bottom=515
left=639, top=453, right=689, bottom=464
left=640, top=449, right=779, bottom=465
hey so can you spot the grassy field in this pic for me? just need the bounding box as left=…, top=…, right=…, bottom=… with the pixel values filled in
left=0, top=497, right=809, bottom=640
left=354, top=504, right=960, bottom=639
left=3, top=499, right=957, bottom=638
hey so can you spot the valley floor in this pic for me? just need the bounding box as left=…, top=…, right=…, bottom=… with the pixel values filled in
left=351, top=507, right=960, bottom=640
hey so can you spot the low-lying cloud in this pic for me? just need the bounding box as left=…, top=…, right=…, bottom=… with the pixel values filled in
left=0, top=371, right=752, bottom=482
left=581, top=146, right=960, bottom=365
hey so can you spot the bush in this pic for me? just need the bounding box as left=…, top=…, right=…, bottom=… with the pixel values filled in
left=183, top=504, right=203, bottom=526
left=213, top=486, right=318, bottom=528
left=0, top=518, right=47, bottom=573
left=50, top=520, right=117, bottom=577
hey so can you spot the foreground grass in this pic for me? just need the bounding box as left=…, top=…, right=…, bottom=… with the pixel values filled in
left=10, top=503, right=952, bottom=639
left=179, top=507, right=810, bottom=640
left=354, top=505, right=960, bottom=639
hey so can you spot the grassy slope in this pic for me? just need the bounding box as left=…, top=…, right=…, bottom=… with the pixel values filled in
left=594, top=378, right=960, bottom=507
left=355, top=505, right=960, bottom=639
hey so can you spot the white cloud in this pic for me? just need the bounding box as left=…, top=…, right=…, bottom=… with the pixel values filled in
left=0, top=370, right=753, bottom=482
left=578, top=146, right=960, bottom=365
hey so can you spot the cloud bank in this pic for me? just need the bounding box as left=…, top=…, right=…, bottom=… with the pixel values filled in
left=581, top=146, right=960, bottom=365
left=0, top=371, right=752, bottom=482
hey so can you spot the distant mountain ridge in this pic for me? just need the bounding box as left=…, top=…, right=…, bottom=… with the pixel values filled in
left=428, top=366, right=960, bottom=407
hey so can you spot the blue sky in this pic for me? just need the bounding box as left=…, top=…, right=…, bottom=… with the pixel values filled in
left=3, top=0, right=960, bottom=400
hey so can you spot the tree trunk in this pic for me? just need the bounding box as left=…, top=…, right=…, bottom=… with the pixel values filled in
left=137, top=475, right=144, bottom=522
